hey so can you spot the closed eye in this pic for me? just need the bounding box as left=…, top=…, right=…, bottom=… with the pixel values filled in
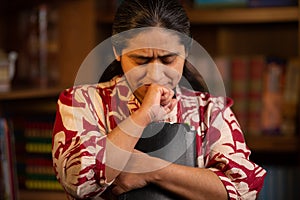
left=128, top=53, right=178, bottom=65
left=134, top=57, right=152, bottom=65
left=160, top=55, right=177, bottom=65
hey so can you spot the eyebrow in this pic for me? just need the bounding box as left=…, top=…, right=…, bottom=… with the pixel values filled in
left=128, top=52, right=179, bottom=59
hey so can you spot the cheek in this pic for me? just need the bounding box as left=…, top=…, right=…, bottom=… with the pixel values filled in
left=176, top=59, right=185, bottom=74
left=166, top=68, right=181, bottom=87
left=168, top=61, right=184, bottom=81
left=123, top=65, right=147, bottom=89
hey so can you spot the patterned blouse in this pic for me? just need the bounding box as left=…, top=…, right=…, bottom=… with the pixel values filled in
left=52, top=75, right=266, bottom=199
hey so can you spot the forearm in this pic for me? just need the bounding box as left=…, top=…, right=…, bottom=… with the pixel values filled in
left=150, top=163, right=228, bottom=200
left=105, top=109, right=150, bottom=182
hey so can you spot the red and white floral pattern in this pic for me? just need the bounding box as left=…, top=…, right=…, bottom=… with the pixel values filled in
left=52, top=76, right=266, bottom=199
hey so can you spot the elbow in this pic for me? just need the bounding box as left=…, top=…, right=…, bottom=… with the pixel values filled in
left=53, top=151, right=109, bottom=199
left=56, top=165, right=105, bottom=199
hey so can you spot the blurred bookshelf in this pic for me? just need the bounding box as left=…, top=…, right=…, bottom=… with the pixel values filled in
left=0, top=0, right=97, bottom=198
left=0, top=0, right=300, bottom=199
left=0, top=87, right=63, bottom=100
left=246, top=135, right=299, bottom=153
left=98, top=6, right=299, bottom=24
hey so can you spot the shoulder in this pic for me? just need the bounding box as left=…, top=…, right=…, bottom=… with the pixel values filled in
left=58, top=75, right=126, bottom=106
left=178, top=86, right=233, bottom=109
left=178, top=85, right=235, bottom=126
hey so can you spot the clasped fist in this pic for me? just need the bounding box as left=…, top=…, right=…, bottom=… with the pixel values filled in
left=140, top=84, right=177, bottom=123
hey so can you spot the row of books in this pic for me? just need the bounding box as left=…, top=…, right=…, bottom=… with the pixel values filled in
left=0, top=118, right=18, bottom=200
left=13, top=116, right=63, bottom=191
left=214, top=55, right=300, bottom=136
left=97, top=0, right=297, bottom=10
left=258, top=164, right=300, bottom=199
left=193, top=0, right=297, bottom=7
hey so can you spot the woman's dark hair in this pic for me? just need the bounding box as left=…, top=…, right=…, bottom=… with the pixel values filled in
left=111, top=0, right=191, bottom=53
left=99, top=0, right=208, bottom=92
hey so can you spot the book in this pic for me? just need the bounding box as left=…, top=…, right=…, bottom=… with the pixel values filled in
left=258, top=164, right=300, bottom=200
left=11, top=115, right=60, bottom=191
left=118, top=122, right=196, bottom=200
left=281, top=58, right=300, bottom=135
left=194, top=0, right=247, bottom=8
left=261, top=57, right=286, bottom=135
left=213, top=55, right=300, bottom=137
left=23, top=119, right=59, bottom=190
left=0, top=118, right=18, bottom=200
left=214, top=56, right=232, bottom=97
left=230, top=56, right=250, bottom=133
left=247, top=55, right=266, bottom=136
left=248, top=0, right=297, bottom=7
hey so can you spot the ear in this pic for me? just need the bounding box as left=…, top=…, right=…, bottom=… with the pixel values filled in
left=113, top=46, right=121, bottom=61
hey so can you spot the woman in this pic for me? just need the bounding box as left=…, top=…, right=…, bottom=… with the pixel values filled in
left=52, top=0, right=266, bottom=199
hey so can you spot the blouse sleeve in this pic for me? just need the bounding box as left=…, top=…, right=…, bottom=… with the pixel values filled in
left=203, top=99, right=266, bottom=200
left=52, top=85, right=110, bottom=199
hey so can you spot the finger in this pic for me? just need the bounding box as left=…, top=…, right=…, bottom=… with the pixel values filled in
left=170, top=98, right=177, bottom=110
left=161, top=87, right=173, bottom=99
left=160, top=88, right=174, bottom=105
left=163, top=98, right=177, bottom=112
left=161, top=95, right=175, bottom=107
left=148, top=104, right=167, bottom=121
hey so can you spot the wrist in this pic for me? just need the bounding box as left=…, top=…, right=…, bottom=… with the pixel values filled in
left=145, top=157, right=166, bottom=184
left=118, top=115, right=145, bottom=138
left=131, top=108, right=152, bottom=127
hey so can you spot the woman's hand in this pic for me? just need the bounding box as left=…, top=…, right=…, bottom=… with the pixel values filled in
left=111, top=170, right=148, bottom=195
left=139, top=83, right=177, bottom=123
left=110, top=150, right=151, bottom=195
left=110, top=149, right=168, bottom=195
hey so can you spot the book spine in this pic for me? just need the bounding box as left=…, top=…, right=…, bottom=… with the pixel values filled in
left=24, top=119, right=61, bottom=190
left=258, top=165, right=300, bottom=199
left=214, top=56, right=232, bottom=96
left=261, top=57, right=286, bottom=135
left=0, top=118, right=18, bottom=200
left=25, top=180, right=63, bottom=191
left=247, top=55, right=266, bottom=136
left=230, top=56, right=250, bottom=133
left=248, top=0, right=297, bottom=7
left=12, top=116, right=62, bottom=191
left=194, top=0, right=248, bottom=7
left=281, top=58, right=300, bottom=135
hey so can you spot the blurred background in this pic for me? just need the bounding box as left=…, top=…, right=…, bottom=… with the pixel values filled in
left=0, top=0, right=299, bottom=199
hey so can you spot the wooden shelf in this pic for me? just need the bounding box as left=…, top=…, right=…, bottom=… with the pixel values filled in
left=0, top=86, right=63, bottom=100
left=98, top=6, right=299, bottom=24
left=187, top=6, right=299, bottom=24
left=246, top=135, right=299, bottom=153
left=0, top=87, right=64, bottom=114
left=19, top=190, right=67, bottom=200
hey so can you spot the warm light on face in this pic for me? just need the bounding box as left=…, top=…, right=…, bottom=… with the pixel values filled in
left=119, top=29, right=186, bottom=101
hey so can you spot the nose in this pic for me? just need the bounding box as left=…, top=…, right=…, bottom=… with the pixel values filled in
left=146, top=62, right=164, bottom=83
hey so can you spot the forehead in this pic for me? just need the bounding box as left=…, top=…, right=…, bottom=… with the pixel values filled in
left=125, top=48, right=177, bottom=56
left=123, top=28, right=184, bottom=55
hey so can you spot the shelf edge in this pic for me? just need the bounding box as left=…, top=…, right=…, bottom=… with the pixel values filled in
left=187, top=6, right=299, bottom=24
left=98, top=6, right=299, bottom=24
left=0, top=87, right=64, bottom=100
